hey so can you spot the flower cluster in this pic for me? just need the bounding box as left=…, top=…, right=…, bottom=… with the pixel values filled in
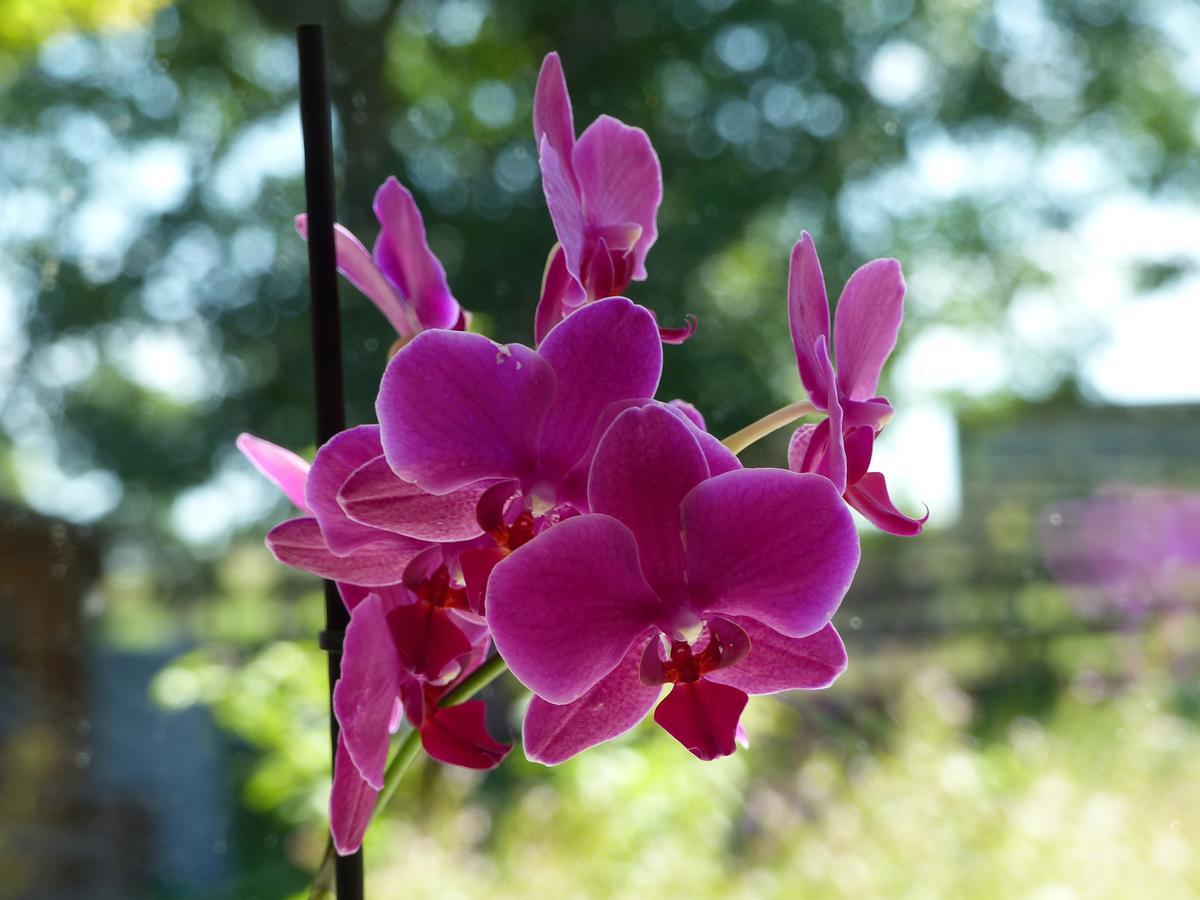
left=242, top=53, right=923, bottom=855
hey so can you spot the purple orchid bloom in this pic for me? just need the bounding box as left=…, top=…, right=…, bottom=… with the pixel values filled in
left=297, top=176, right=464, bottom=341
left=532, top=52, right=693, bottom=345
left=787, top=232, right=927, bottom=536
left=377, top=295, right=662, bottom=515
left=486, top=404, right=859, bottom=762
left=331, top=587, right=509, bottom=855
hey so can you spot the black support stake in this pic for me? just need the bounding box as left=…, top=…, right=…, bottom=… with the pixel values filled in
left=296, top=23, right=364, bottom=900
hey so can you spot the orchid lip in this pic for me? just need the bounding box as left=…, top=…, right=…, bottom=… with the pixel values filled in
left=638, top=616, right=752, bottom=687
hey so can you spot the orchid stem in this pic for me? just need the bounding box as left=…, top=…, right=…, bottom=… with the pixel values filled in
left=720, top=399, right=818, bottom=455
left=310, top=654, right=511, bottom=894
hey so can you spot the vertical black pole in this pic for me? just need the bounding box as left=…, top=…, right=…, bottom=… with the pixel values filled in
left=297, top=23, right=365, bottom=900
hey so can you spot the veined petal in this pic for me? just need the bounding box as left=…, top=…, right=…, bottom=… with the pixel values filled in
left=834, top=257, right=905, bottom=401
left=338, top=456, right=486, bottom=542
left=487, top=514, right=662, bottom=704
left=681, top=469, right=860, bottom=638
left=533, top=52, right=577, bottom=192
left=377, top=329, right=556, bottom=494
left=845, top=471, right=928, bottom=537
left=419, top=700, right=510, bottom=770
left=330, top=736, right=378, bottom=856
left=333, top=593, right=404, bottom=789
left=372, top=177, right=461, bottom=331
left=266, top=517, right=424, bottom=586
left=653, top=679, right=748, bottom=761
left=306, top=426, right=390, bottom=556
left=588, top=405, right=708, bottom=598
left=843, top=425, right=875, bottom=487
left=537, top=297, right=663, bottom=479
left=573, top=115, right=662, bottom=281
left=523, top=636, right=661, bottom=765
left=705, top=620, right=847, bottom=694
left=539, top=136, right=587, bottom=283
left=296, top=214, right=417, bottom=337
left=787, top=233, right=832, bottom=406
left=236, top=433, right=310, bottom=514
left=787, top=424, right=817, bottom=473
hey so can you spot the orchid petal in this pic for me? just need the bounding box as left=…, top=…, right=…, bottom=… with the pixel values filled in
left=420, top=700, right=510, bottom=769
left=653, top=679, right=748, bottom=761
left=787, top=233, right=832, bottom=406
left=266, top=517, right=424, bottom=586
left=533, top=52, right=577, bottom=191
left=388, top=601, right=473, bottom=684
left=787, top=424, right=817, bottom=473
left=843, top=425, right=875, bottom=487
left=668, top=400, right=705, bottom=431
left=588, top=405, right=708, bottom=597
left=296, top=215, right=416, bottom=338
left=656, top=313, right=699, bottom=344
left=333, top=593, right=404, bottom=789
left=487, top=514, right=662, bottom=704
left=523, top=636, right=661, bottom=765
left=330, top=736, right=378, bottom=856
left=372, top=177, right=461, bottom=331
left=534, top=243, right=585, bottom=345
left=338, top=456, right=486, bottom=542
left=539, top=136, right=587, bottom=282
left=681, top=469, right=859, bottom=638
left=845, top=471, right=928, bottom=537
left=833, top=257, right=905, bottom=401
left=573, top=115, right=662, bottom=281
left=536, top=297, right=662, bottom=478
left=306, top=426, right=391, bottom=556
left=377, top=329, right=556, bottom=494
left=236, top=433, right=310, bottom=514
left=705, top=621, right=847, bottom=694
left=810, top=337, right=847, bottom=494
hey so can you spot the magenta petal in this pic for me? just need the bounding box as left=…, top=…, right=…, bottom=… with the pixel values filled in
left=668, top=399, right=705, bottom=430
left=487, top=514, right=662, bottom=704
left=458, top=545, right=508, bottom=616
left=573, top=115, right=662, bottom=281
left=266, top=517, right=425, bottom=586
left=812, top=337, right=847, bottom=495
left=681, top=469, right=860, bottom=638
left=296, top=214, right=417, bottom=337
left=787, top=424, right=817, bottom=473
left=330, top=736, right=379, bottom=856
left=843, top=426, right=875, bottom=487
left=523, top=637, right=661, bottom=765
left=306, top=426, right=390, bottom=556
left=236, top=433, right=310, bottom=514
left=539, top=136, right=587, bottom=281
left=653, top=679, right=748, bottom=761
left=372, top=177, right=461, bottom=331
left=339, top=456, right=486, bottom=542
left=388, top=601, right=472, bottom=683
left=536, top=297, right=662, bottom=477
left=333, top=593, right=403, bottom=789
left=419, top=700, right=510, bottom=769
left=534, top=243, right=584, bottom=345
left=377, top=329, right=556, bottom=494
left=533, top=52, right=577, bottom=191
left=657, top=313, right=699, bottom=344
left=787, top=233, right=832, bottom=406
left=833, top=257, right=905, bottom=401
left=587, top=405, right=708, bottom=596
left=705, top=620, right=847, bottom=694
left=845, top=471, right=928, bottom=537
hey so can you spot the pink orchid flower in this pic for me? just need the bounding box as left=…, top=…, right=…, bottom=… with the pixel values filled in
left=532, top=53, right=693, bottom=345
left=787, top=232, right=927, bottom=536
left=377, top=295, right=662, bottom=512
left=296, top=176, right=464, bottom=340
left=486, top=405, right=858, bottom=762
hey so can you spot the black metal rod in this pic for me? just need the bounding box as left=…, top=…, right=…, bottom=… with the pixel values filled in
left=297, top=23, right=364, bottom=899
